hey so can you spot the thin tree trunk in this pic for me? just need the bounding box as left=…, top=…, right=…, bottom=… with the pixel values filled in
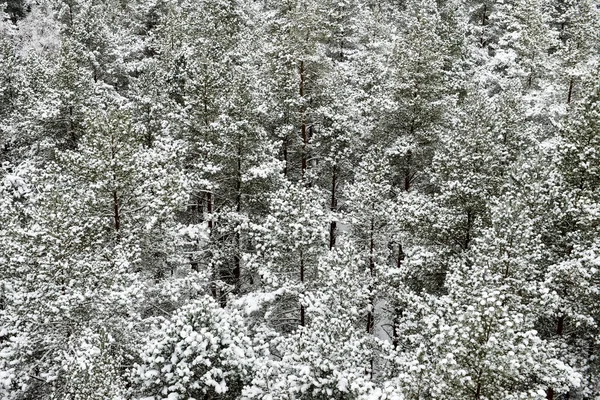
left=283, top=137, right=289, bottom=177
left=366, top=214, right=375, bottom=334
left=392, top=314, right=399, bottom=349
left=557, top=315, right=564, bottom=336
left=206, top=191, right=213, bottom=230
left=191, top=193, right=203, bottom=271
left=567, top=78, right=574, bottom=104
left=112, top=190, right=120, bottom=235
left=300, top=60, right=307, bottom=177
left=206, top=191, right=218, bottom=300
left=404, top=150, right=412, bottom=191
left=366, top=309, right=374, bottom=333
left=329, top=164, right=338, bottom=249
left=366, top=209, right=377, bottom=377
left=464, top=210, right=473, bottom=250
left=210, top=282, right=218, bottom=299
left=299, top=59, right=308, bottom=325
left=392, top=244, right=405, bottom=349
left=300, top=249, right=305, bottom=327
left=396, top=243, right=405, bottom=269
left=547, top=315, right=565, bottom=399
left=234, top=137, right=242, bottom=291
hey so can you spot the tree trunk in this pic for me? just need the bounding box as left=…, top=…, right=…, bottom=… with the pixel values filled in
left=464, top=209, right=473, bottom=250
left=283, top=137, right=289, bottom=177
left=300, top=250, right=305, bottom=326
left=206, top=191, right=213, bottom=230
left=234, top=137, right=242, bottom=291
left=206, top=191, right=218, bottom=301
left=404, top=150, right=412, bottom=191
left=392, top=308, right=402, bottom=349
left=300, top=60, right=307, bottom=177
left=392, top=244, right=405, bottom=349
left=329, top=164, right=338, bottom=249
left=547, top=315, right=565, bottom=399
left=475, top=381, right=482, bottom=399
left=112, top=190, right=120, bottom=236
left=191, top=193, right=203, bottom=271
left=557, top=315, right=564, bottom=336
left=366, top=214, right=375, bottom=334
left=299, top=59, right=308, bottom=326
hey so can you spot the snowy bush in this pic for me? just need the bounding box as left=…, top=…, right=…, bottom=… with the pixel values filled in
left=135, top=296, right=254, bottom=400
left=243, top=314, right=377, bottom=400
left=60, top=328, right=128, bottom=400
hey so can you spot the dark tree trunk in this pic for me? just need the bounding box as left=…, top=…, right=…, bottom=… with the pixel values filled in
left=367, top=222, right=375, bottom=383
left=329, top=164, right=338, bottom=249
left=366, top=215, right=375, bottom=334
left=547, top=315, right=565, bottom=398
left=206, top=191, right=219, bottom=302
left=300, top=60, right=307, bottom=177
left=112, top=190, right=120, bottom=235
left=392, top=308, right=402, bottom=349
left=300, top=250, right=305, bottom=326
left=206, top=191, right=213, bottom=230
left=464, top=210, right=473, bottom=250
left=392, top=244, right=404, bottom=349
left=557, top=315, right=564, bottom=336
left=283, top=137, right=289, bottom=177
left=210, top=282, right=218, bottom=301
left=234, top=138, right=242, bottom=291
left=404, top=150, right=412, bottom=191
left=191, top=193, right=203, bottom=271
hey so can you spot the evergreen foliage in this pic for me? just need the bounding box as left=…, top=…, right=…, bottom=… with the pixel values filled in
left=0, top=0, right=599, bottom=398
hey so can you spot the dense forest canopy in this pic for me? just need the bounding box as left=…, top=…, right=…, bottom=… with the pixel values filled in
left=0, top=0, right=599, bottom=399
